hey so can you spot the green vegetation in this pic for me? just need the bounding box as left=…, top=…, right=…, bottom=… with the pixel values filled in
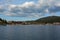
left=25, top=16, right=60, bottom=24
left=0, top=18, right=7, bottom=25
left=35, top=16, right=60, bottom=24
left=0, top=16, right=60, bottom=25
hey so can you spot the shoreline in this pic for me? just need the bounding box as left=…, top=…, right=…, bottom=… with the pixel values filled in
left=0, top=24, right=60, bottom=25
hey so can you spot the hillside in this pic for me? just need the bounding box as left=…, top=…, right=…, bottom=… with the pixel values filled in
left=35, top=16, right=60, bottom=24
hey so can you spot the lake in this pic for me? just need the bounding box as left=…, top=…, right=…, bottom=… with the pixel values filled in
left=0, top=25, right=60, bottom=40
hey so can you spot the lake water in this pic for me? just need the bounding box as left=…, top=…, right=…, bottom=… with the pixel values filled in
left=0, top=25, right=60, bottom=40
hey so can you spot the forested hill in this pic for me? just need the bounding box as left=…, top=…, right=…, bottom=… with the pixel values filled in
left=35, top=16, right=60, bottom=23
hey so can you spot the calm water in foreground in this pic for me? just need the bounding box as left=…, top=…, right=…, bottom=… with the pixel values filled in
left=0, top=25, right=60, bottom=40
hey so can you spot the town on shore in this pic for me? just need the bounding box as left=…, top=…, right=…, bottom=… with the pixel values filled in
left=0, top=16, right=60, bottom=25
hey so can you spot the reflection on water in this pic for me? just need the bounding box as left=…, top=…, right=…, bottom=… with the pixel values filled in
left=0, top=25, right=60, bottom=40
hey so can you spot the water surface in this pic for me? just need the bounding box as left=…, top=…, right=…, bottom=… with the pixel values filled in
left=0, top=25, right=60, bottom=40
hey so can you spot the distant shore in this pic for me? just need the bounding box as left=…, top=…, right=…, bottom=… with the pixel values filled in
left=0, top=16, right=60, bottom=25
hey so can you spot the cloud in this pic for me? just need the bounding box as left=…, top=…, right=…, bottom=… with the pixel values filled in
left=7, top=1, right=48, bottom=17
left=0, top=5, right=6, bottom=13
left=48, top=6, right=60, bottom=13
left=0, top=0, right=60, bottom=18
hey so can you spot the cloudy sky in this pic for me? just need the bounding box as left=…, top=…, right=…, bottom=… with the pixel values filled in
left=0, top=0, right=60, bottom=21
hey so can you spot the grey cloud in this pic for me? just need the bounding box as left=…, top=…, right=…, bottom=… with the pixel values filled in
left=0, top=0, right=60, bottom=18
left=10, top=7, right=21, bottom=13
left=48, top=6, right=60, bottom=13
left=0, top=9, right=5, bottom=13
left=0, top=6, right=6, bottom=13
